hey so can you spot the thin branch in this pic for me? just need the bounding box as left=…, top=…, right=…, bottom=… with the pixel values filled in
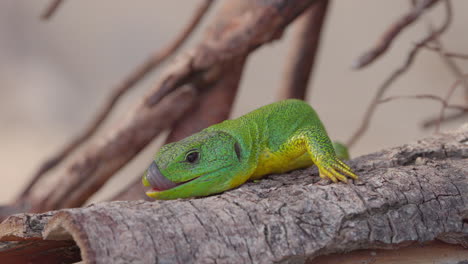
left=347, top=34, right=433, bottom=148
left=346, top=0, right=452, bottom=148
left=421, top=74, right=468, bottom=129
left=378, top=94, right=468, bottom=112
left=421, top=44, right=468, bottom=60
left=279, top=0, right=329, bottom=100
left=41, top=0, right=65, bottom=20
left=429, top=25, right=468, bottom=102
left=435, top=74, right=462, bottom=132
left=420, top=8, right=468, bottom=131
left=19, top=0, right=214, bottom=200
left=353, top=0, right=440, bottom=69
left=378, top=93, right=468, bottom=130
left=422, top=110, right=468, bottom=128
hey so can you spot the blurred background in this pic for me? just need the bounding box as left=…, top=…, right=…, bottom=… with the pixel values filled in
left=0, top=0, right=467, bottom=204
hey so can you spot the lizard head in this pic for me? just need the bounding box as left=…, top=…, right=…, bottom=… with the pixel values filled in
left=142, top=130, right=243, bottom=199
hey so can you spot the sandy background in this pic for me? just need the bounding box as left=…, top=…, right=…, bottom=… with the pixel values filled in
left=0, top=0, right=467, bottom=204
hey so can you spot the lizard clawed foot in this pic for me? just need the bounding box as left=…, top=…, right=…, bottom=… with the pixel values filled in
left=317, top=157, right=358, bottom=183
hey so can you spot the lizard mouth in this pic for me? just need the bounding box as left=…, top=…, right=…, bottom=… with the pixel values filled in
left=143, top=162, right=198, bottom=193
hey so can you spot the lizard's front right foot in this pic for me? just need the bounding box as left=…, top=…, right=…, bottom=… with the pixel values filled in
left=316, top=156, right=358, bottom=183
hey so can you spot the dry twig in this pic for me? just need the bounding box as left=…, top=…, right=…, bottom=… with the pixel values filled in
left=41, top=0, right=65, bottom=20
left=429, top=27, right=468, bottom=101
left=420, top=74, right=468, bottom=129
left=378, top=92, right=468, bottom=131
left=346, top=0, right=452, bottom=148
left=416, top=14, right=468, bottom=131
left=353, top=0, right=440, bottom=69
left=435, top=75, right=464, bottom=132
left=423, top=111, right=468, bottom=128
left=20, top=0, right=214, bottom=200
left=378, top=94, right=468, bottom=111
left=422, top=44, right=468, bottom=60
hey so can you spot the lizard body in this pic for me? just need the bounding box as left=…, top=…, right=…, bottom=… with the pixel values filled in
left=143, top=99, right=357, bottom=199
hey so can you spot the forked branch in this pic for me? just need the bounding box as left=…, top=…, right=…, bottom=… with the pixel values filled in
left=20, top=0, right=214, bottom=200
left=347, top=0, right=452, bottom=148
left=353, top=0, right=441, bottom=69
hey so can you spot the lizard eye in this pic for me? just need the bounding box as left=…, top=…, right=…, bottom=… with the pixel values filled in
left=185, top=151, right=199, bottom=163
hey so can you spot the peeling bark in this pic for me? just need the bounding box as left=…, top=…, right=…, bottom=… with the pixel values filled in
left=1, top=126, right=467, bottom=263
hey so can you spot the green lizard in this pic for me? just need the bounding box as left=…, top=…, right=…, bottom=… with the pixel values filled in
left=142, top=99, right=357, bottom=200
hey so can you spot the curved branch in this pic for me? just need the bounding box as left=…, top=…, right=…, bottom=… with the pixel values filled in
left=422, top=44, right=468, bottom=60
left=422, top=111, right=468, bottom=128
left=113, top=56, right=247, bottom=202
left=378, top=94, right=468, bottom=112
left=353, top=0, right=440, bottom=69
left=346, top=0, right=452, bottom=148
left=20, top=0, right=214, bottom=200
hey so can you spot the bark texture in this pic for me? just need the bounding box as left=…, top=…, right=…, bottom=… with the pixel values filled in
left=1, top=127, right=467, bottom=263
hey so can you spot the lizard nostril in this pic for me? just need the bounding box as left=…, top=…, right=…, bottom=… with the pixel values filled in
left=146, top=162, right=179, bottom=191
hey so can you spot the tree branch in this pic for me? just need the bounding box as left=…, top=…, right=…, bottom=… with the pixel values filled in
left=111, top=57, right=245, bottom=202
left=422, top=43, right=468, bottom=60
left=36, top=86, right=198, bottom=212
left=419, top=70, right=467, bottom=131
left=279, top=0, right=329, bottom=100
left=353, top=0, right=440, bottom=69
left=378, top=94, right=468, bottom=112
left=346, top=0, right=452, bottom=148
left=429, top=26, right=468, bottom=102
left=422, top=110, right=468, bottom=129
left=20, top=0, right=214, bottom=201
left=1, top=127, right=467, bottom=263
left=113, top=0, right=289, bottom=202
left=41, top=0, right=65, bottom=20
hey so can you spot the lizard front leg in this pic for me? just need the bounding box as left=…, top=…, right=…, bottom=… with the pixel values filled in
left=297, top=127, right=358, bottom=182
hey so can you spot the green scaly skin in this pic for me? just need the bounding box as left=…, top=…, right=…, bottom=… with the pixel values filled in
left=143, top=99, right=358, bottom=199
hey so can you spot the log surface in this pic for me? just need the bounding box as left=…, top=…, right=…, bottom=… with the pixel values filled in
left=1, top=127, right=467, bottom=263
